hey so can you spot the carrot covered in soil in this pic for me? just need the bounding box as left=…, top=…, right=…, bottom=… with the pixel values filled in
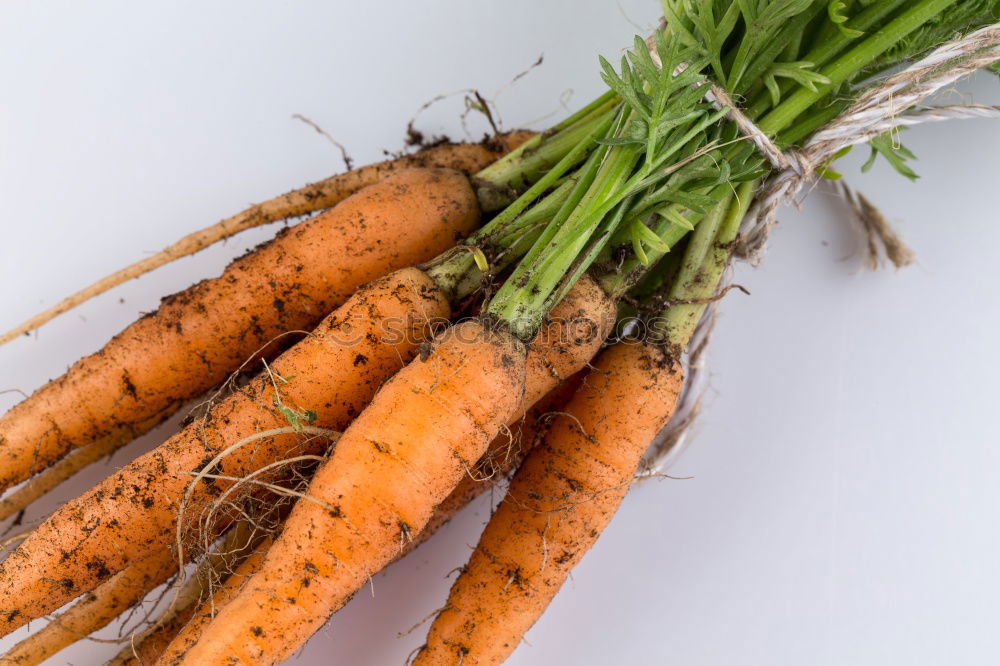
left=173, top=319, right=527, bottom=665
left=413, top=342, right=683, bottom=665
left=146, top=277, right=614, bottom=664
left=0, top=100, right=619, bottom=631
left=406, top=275, right=612, bottom=551
left=170, top=49, right=723, bottom=661
left=108, top=330, right=599, bottom=666
left=0, top=547, right=177, bottom=666
left=0, top=168, right=478, bottom=496
left=0, top=266, right=451, bottom=636
left=412, top=170, right=758, bottom=664
left=0, top=99, right=611, bottom=504
left=142, top=379, right=582, bottom=666
left=409, top=373, right=585, bottom=556
left=0, top=259, right=616, bottom=637
left=0, top=133, right=535, bottom=348
left=0, top=135, right=544, bottom=521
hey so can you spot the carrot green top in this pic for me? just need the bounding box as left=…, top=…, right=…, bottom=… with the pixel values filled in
left=439, top=0, right=999, bottom=344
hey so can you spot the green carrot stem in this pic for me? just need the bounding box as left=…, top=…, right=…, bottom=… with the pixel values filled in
left=487, top=111, right=642, bottom=339
left=473, top=110, right=616, bottom=245
left=742, top=0, right=911, bottom=121
left=758, top=0, right=958, bottom=136
left=473, top=93, right=617, bottom=209
left=654, top=180, right=757, bottom=353
left=598, top=179, right=731, bottom=300
left=477, top=90, right=615, bottom=181
left=423, top=177, right=578, bottom=302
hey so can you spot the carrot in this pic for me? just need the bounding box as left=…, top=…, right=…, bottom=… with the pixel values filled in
left=413, top=342, right=683, bottom=666
left=107, top=395, right=568, bottom=666
left=173, top=319, right=527, bottom=665
left=142, top=277, right=613, bottom=663
left=0, top=167, right=478, bottom=497
left=0, top=409, right=174, bottom=523
left=409, top=267, right=612, bottom=554
left=406, top=375, right=583, bottom=557
left=0, top=547, right=176, bottom=666
left=146, top=384, right=581, bottom=666
left=0, top=133, right=534, bottom=347
left=0, top=266, right=451, bottom=636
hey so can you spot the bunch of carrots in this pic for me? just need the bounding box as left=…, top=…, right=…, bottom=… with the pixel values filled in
left=1, top=2, right=998, bottom=664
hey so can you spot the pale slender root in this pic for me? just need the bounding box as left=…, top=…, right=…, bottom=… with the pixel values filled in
left=173, top=426, right=339, bottom=586
left=108, top=520, right=268, bottom=666
left=0, top=403, right=182, bottom=522
left=0, top=172, right=373, bottom=346
left=0, top=132, right=533, bottom=346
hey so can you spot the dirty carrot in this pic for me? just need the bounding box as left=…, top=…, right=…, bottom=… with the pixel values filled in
left=161, top=277, right=615, bottom=662
left=409, top=274, right=615, bottom=555
left=0, top=547, right=177, bottom=666
left=413, top=341, right=683, bottom=665
left=175, top=319, right=527, bottom=665
left=0, top=133, right=534, bottom=347
left=0, top=100, right=610, bottom=502
left=173, top=50, right=723, bottom=661
left=0, top=98, right=621, bottom=632
left=406, top=373, right=583, bottom=557
left=0, top=168, right=478, bottom=496
left=412, top=168, right=757, bottom=665
left=0, top=252, right=615, bottom=637
left=0, top=266, right=450, bottom=636
left=0, top=408, right=176, bottom=523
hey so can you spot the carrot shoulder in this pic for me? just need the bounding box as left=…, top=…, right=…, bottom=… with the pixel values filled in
left=0, top=267, right=450, bottom=637
left=175, top=320, right=526, bottom=665
left=0, top=167, right=478, bottom=495
left=411, top=273, right=615, bottom=552
left=414, top=342, right=683, bottom=666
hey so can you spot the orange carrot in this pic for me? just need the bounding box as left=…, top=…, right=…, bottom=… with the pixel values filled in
left=160, top=276, right=613, bottom=663
left=108, top=390, right=572, bottom=666
left=0, top=270, right=614, bottom=640
left=0, top=411, right=171, bottom=523
left=411, top=287, right=605, bottom=554
left=408, top=375, right=582, bottom=556
left=0, top=132, right=534, bottom=347
left=413, top=342, right=683, bottom=665
left=0, top=266, right=450, bottom=636
left=147, top=371, right=588, bottom=665
left=0, top=548, right=176, bottom=666
left=173, top=320, right=527, bottom=665
left=0, top=167, right=479, bottom=496
left=153, top=278, right=614, bottom=663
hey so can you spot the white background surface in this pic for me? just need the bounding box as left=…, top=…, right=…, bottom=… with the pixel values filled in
left=2, top=2, right=1000, bottom=664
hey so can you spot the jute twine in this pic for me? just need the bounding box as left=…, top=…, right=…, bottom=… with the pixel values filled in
left=640, top=22, right=1000, bottom=476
